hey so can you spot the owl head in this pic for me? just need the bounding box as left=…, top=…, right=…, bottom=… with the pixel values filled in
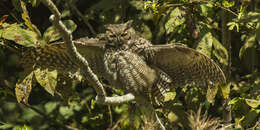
left=104, top=20, right=135, bottom=47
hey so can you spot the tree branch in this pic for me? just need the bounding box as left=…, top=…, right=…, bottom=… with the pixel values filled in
left=96, top=93, right=135, bottom=104
left=42, top=0, right=135, bottom=104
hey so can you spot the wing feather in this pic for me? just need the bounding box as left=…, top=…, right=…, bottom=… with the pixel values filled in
left=21, top=38, right=106, bottom=76
left=145, top=44, right=226, bottom=88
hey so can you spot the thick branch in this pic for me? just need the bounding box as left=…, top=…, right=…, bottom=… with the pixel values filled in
left=42, top=0, right=106, bottom=98
left=221, top=9, right=232, bottom=125
left=42, top=0, right=136, bottom=104
left=96, top=93, right=135, bottom=104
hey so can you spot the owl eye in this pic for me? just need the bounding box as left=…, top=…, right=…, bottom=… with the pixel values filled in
left=121, top=32, right=128, bottom=37
left=109, top=34, right=116, bottom=38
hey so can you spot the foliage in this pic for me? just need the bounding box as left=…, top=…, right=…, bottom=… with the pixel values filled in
left=0, top=0, right=259, bottom=129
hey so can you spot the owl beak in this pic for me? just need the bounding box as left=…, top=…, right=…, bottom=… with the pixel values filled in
left=116, top=37, right=121, bottom=43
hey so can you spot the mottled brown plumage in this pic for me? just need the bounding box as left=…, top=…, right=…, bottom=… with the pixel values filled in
left=21, top=20, right=226, bottom=104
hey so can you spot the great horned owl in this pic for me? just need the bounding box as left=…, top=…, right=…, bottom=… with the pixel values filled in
left=21, top=20, right=226, bottom=104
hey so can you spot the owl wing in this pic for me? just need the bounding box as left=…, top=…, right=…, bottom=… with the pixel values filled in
left=145, top=44, right=226, bottom=88
left=21, top=38, right=106, bottom=76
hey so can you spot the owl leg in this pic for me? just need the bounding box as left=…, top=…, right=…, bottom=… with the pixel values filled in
left=152, top=67, right=173, bottom=105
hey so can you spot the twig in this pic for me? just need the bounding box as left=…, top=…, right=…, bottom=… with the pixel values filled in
left=68, top=0, right=96, bottom=35
left=108, top=105, right=113, bottom=127
left=42, top=0, right=136, bottom=104
left=155, top=112, right=166, bottom=130
left=108, top=118, right=122, bottom=130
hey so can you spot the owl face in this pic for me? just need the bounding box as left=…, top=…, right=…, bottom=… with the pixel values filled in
left=105, top=20, right=134, bottom=47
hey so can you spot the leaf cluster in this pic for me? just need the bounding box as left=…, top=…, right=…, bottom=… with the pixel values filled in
left=0, top=0, right=259, bottom=129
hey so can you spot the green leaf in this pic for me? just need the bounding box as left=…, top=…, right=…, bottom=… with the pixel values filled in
left=0, top=122, right=13, bottom=129
left=238, top=12, right=260, bottom=23
left=245, top=99, right=260, bottom=108
left=164, top=92, right=176, bottom=102
left=227, top=22, right=239, bottom=32
left=196, top=32, right=213, bottom=57
left=59, top=106, right=74, bottom=119
left=44, top=102, right=58, bottom=114
left=229, top=97, right=241, bottom=105
left=212, top=36, right=229, bottom=66
left=220, top=82, right=231, bottom=99
left=165, top=7, right=185, bottom=34
left=241, top=109, right=260, bottom=128
left=239, top=34, right=258, bottom=71
left=239, top=34, right=255, bottom=59
left=0, top=23, right=38, bottom=47
left=167, top=112, right=178, bottom=123
left=43, top=20, right=77, bottom=43
left=222, top=0, right=235, bottom=8
left=21, top=1, right=42, bottom=37
left=91, top=99, right=96, bottom=110
left=34, top=68, right=58, bottom=96
left=206, top=85, right=218, bottom=103
left=15, top=71, right=33, bottom=103
left=200, top=3, right=214, bottom=17
left=22, top=124, right=32, bottom=130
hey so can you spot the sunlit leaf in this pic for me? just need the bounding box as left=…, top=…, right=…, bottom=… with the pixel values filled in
left=22, top=124, right=32, bottom=130
left=220, top=83, right=231, bottom=99
left=238, top=12, right=260, bottom=23
left=130, top=0, right=145, bottom=11
left=206, top=85, right=218, bottom=103
left=91, top=99, right=96, bottom=109
left=164, top=92, right=176, bottom=102
left=245, top=99, right=260, bottom=108
left=200, top=3, right=214, bottom=17
left=227, top=22, right=239, bottom=32
left=34, top=68, right=57, bottom=96
left=15, top=71, right=33, bottom=104
left=165, top=7, right=185, bottom=34
left=0, top=23, right=38, bottom=47
left=196, top=32, right=213, bottom=57
left=43, top=20, right=77, bottom=43
left=229, top=97, right=240, bottom=105
left=168, top=112, right=178, bottom=123
left=222, top=0, right=235, bottom=8
left=169, top=104, right=190, bottom=128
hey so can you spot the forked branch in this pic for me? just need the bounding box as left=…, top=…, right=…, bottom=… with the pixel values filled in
left=42, top=0, right=135, bottom=104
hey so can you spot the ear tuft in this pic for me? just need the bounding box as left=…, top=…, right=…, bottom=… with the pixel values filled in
left=125, top=20, right=133, bottom=28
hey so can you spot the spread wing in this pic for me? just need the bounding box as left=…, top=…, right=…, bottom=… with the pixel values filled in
left=21, top=38, right=106, bottom=76
left=145, top=44, right=226, bottom=88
